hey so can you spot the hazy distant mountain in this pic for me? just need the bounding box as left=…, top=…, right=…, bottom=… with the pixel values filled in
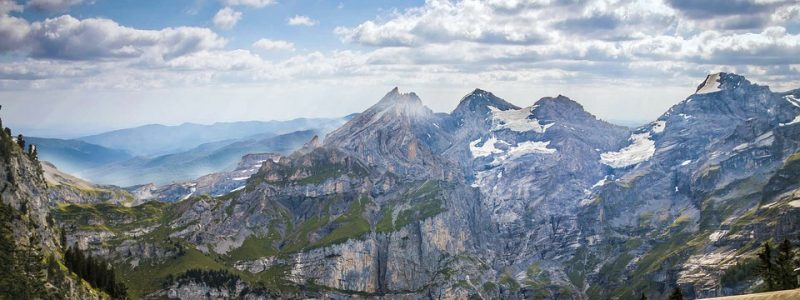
left=80, top=130, right=318, bottom=186
left=26, top=137, right=132, bottom=175
left=78, top=118, right=351, bottom=157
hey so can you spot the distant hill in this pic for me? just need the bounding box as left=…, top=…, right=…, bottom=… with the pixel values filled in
left=80, top=130, right=318, bottom=186
left=78, top=118, right=350, bottom=157
left=27, top=137, right=132, bottom=176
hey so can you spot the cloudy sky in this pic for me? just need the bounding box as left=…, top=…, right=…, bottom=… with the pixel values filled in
left=1, top=0, right=799, bottom=138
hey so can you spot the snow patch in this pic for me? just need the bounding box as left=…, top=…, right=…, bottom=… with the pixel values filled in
left=788, top=200, right=800, bottom=208
left=695, top=73, right=722, bottom=94
left=779, top=95, right=800, bottom=125
left=232, top=176, right=249, bottom=181
left=469, top=137, right=506, bottom=158
left=733, top=143, right=749, bottom=151
left=680, top=160, right=692, bottom=166
left=230, top=185, right=245, bottom=192
left=600, top=133, right=656, bottom=168
left=490, top=106, right=553, bottom=133
left=651, top=120, right=666, bottom=134
left=507, top=140, right=557, bottom=157
left=592, top=176, right=610, bottom=189
left=180, top=187, right=196, bottom=201
left=754, top=131, right=774, bottom=147
left=779, top=115, right=800, bottom=127
left=785, top=94, right=800, bottom=108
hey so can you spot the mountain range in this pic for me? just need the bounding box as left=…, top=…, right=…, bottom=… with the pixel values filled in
left=29, top=117, right=351, bottom=186
left=3, top=73, right=799, bottom=299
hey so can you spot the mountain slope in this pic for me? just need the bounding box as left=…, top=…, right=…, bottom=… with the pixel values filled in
left=325, top=88, right=455, bottom=180
left=50, top=74, right=800, bottom=299
left=42, top=161, right=135, bottom=206
left=1, top=119, right=107, bottom=298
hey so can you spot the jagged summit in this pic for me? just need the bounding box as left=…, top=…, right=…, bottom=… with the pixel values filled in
left=376, top=87, right=422, bottom=105
left=366, top=87, right=431, bottom=120
left=695, top=72, right=752, bottom=94
left=452, top=88, right=519, bottom=118
left=294, top=135, right=321, bottom=156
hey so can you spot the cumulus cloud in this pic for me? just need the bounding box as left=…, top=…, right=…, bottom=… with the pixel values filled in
left=0, top=1, right=28, bottom=51
left=665, top=0, right=775, bottom=19
left=222, top=0, right=275, bottom=8
left=0, top=13, right=226, bottom=61
left=27, top=0, right=86, bottom=11
left=252, top=38, right=295, bottom=51
left=335, top=0, right=558, bottom=46
left=213, top=7, right=242, bottom=30
left=1, top=0, right=800, bottom=97
left=287, top=15, right=317, bottom=26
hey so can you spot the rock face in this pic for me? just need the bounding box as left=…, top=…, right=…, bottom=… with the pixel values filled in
left=0, top=125, right=105, bottom=298
left=42, top=160, right=135, bottom=206
left=52, top=73, right=800, bottom=300
left=325, top=88, right=455, bottom=181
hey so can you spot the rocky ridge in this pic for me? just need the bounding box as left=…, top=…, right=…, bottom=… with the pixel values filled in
left=49, top=73, right=800, bottom=299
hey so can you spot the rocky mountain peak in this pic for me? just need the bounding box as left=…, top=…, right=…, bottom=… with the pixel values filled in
left=295, top=135, right=321, bottom=156
left=695, top=72, right=751, bottom=94
left=531, top=95, right=598, bottom=123
left=452, top=88, right=520, bottom=119
left=304, top=135, right=321, bottom=149
left=370, top=87, right=430, bottom=120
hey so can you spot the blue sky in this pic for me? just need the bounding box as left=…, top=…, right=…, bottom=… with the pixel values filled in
left=1, top=0, right=799, bottom=138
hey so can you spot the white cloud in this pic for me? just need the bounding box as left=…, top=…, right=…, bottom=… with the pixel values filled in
left=1, top=0, right=799, bottom=116
left=222, top=0, right=276, bottom=8
left=287, top=15, right=317, bottom=26
left=27, top=0, right=86, bottom=11
left=252, top=38, right=295, bottom=51
left=0, top=1, right=28, bottom=51
left=213, top=7, right=242, bottom=30
left=0, top=13, right=226, bottom=61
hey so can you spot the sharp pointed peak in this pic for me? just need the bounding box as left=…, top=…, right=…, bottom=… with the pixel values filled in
left=695, top=72, right=752, bottom=94
left=379, top=87, right=421, bottom=103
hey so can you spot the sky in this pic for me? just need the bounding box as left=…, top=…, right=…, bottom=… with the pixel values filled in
left=0, top=0, right=799, bottom=138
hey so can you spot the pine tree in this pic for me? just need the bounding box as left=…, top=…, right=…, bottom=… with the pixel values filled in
left=668, top=287, right=683, bottom=300
left=22, top=234, right=47, bottom=297
left=758, top=242, right=777, bottom=291
left=639, top=293, right=647, bottom=300
left=63, top=244, right=128, bottom=299
left=775, top=239, right=797, bottom=290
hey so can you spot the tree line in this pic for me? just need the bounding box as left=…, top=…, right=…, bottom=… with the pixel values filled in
left=62, top=236, right=128, bottom=299
left=757, top=239, right=798, bottom=291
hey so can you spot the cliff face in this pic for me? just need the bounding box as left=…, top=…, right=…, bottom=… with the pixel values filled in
left=50, top=74, right=800, bottom=299
left=0, top=126, right=105, bottom=298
